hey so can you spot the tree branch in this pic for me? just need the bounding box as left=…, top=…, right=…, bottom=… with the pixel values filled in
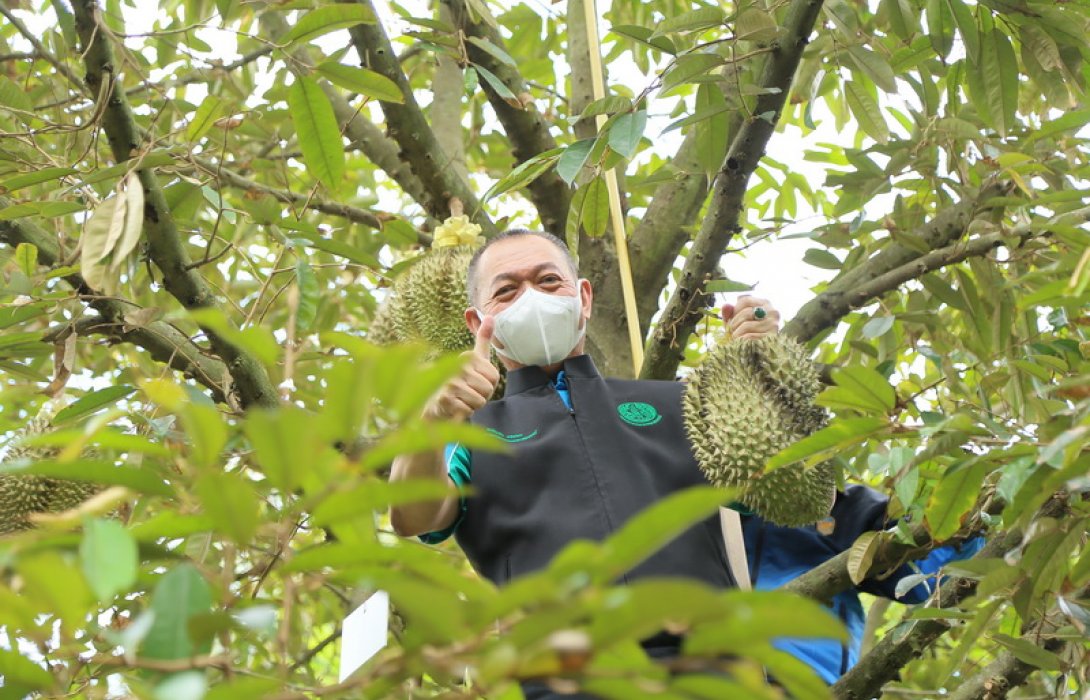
left=784, top=195, right=1083, bottom=344
left=0, top=198, right=229, bottom=403
left=832, top=494, right=1070, bottom=700
left=348, top=0, right=496, bottom=234
left=72, top=0, right=278, bottom=409
left=640, top=0, right=825, bottom=380
left=444, top=0, right=571, bottom=238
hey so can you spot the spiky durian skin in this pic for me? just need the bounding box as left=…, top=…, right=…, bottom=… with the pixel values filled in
left=367, top=295, right=402, bottom=347
left=683, top=335, right=836, bottom=526
left=392, top=246, right=476, bottom=352
left=1, top=415, right=100, bottom=534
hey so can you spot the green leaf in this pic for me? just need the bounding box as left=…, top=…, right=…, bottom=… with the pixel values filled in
left=735, top=6, right=780, bottom=42
left=288, top=75, right=345, bottom=193
left=684, top=591, right=847, bottom=654
left=981, top=29, right=1019, bottom=137
left=141, top=564, right=214, bottom=660
left=53, top=385, right=136, bottom=424
left=578, top=96, right=632, bottom=122
left=608, top=24, right=677, bottom=55
left=607, top=111, right=647, bottom=159
left=705, top=278, right=754, bottom=293
left=766, top=417, right=891, bottom=471
left=845, top=80, right=889, bottom=144
left=575, top=176, right=610, bottom=237
left=310, top=479, right=456, bottom=526
left=294, top=257, right=320, bottom=333
left=80, top=518, right=138, bottom=601
left=186, top=95, right=227, bottom=142
left=473, top=64, right=518, bottom=105
left=862, top=316, right=895, bottom=339
left=280, top=4, right=376, bottom=45
left=594, top=486, right=731, bottom=581
left=694, top=83, right=729, bottom=176
left=466, top=36, right=516, bottom=67
left=14, top=242, right=37, bottom=277
left=803, top=248, right=842, bottom=270
left=483, top=148, right=562, bottom=202
left=660, top=54, right=725, bottom=95
left=245, top=406, right=335, bottom=492
left=926, top=460, right=988, bottom=539
left=179, top=402, right=228, bottom=469
left=0, top=167, right=77, bottom=194
left=926, top=0, right=954, bottom=57
left=194, top=472, right=260, bottom=544
left=0, top=649, right=53, bottom=691
left=819, top=366, right=897, bottom=414
left=945, top=0, right=978, bottom=58
left=847, top=45, right=897, bottom=93
left=315, top=61, right=403, bottom=103
left=17, top=550, right=93, bottom=632
left=651, top=7, right=725, bottom=36
left=991, top=633, right=1063, bottom=671
left=1, top=459, right=174, bottom=496
left=556, top=138, right=597, bottom=187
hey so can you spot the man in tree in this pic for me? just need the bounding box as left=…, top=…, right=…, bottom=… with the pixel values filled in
left=389, top=229, right=779, bottom=678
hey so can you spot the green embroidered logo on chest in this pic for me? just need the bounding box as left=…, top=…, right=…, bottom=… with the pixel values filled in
left=486, top=428, right=539, bottom=443
left=618, top=402, right=661, bottom=427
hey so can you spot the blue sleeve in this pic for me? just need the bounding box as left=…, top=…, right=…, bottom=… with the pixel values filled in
left=868, top=536, right=987, bottom=603
left=418, top=443, right=472, bottom=544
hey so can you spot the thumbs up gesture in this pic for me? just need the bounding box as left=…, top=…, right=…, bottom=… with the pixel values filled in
left=423, top=315, right=502, bottom=422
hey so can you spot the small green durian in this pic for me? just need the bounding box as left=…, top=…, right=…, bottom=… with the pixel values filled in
left=683, top=335, right=836, bottom=526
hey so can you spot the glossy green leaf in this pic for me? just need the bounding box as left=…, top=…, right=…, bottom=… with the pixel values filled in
left=981, top=29, right=1019, bottom=136
left=660, top=54, right=725, bottom=95
left=847, top=45, right=897, bottom=93
left=694, top=83, right=729, bottom=176
left=53, top=385, right=136, bottom=423
left=0, top=167, right=77, bottom=193
left=556, top=138, right=597, bottom=187
left=1, top=459, right=173, bottom=496
left=607, top=111, right=647, bottom=159
left=473, top=64, right=519, bottom=105
left=575, top=176, right=610, bottom=237
left=315, top=61, right=402, bottom=103
left=818, top=366, right=897, bottom=414
left=483, top=148, right=562, bottom=202
left=294, top=256, right=320, bottom=333
left=0, top=648, right=53, bottom=690
left=288, top=75, right=345, bottom=193
left=926, top=460, right=988, bottom=539
left=280, top=5, right=376, bottom=45
left=845, top=80, right=889, bottom=144
left=652, top=7, right=725, bottom=37
left=466, top=36, right=516, bottom=67
left=186, top=95, right=227, bottom=142
left=766, top=417, right=891, bottom=471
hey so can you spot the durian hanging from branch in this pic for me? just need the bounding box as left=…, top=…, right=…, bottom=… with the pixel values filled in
left=683, top=334, right=837, bottom=526
left=370, top=198, right=483, bottom=353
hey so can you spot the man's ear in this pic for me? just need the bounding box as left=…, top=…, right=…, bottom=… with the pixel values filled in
left=579, top=279, right=593, bottom=323
left=465, top=308, right=482, bottom=335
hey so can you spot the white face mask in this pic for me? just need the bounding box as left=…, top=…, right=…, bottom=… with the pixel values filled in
left=482, top=286, right=585, bottom=367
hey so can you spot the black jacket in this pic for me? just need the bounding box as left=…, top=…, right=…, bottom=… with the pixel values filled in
left=455, top=354, right=735, bottom=590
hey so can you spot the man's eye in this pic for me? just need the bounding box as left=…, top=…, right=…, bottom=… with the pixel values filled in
left=541, top=275, right=561, bottom=284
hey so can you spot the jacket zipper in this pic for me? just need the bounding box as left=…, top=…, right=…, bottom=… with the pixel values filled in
left=555, top=381, right=617, bottom=536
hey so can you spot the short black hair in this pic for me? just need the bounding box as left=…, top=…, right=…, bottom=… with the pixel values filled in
left=466, top=229, right=579, bottom=306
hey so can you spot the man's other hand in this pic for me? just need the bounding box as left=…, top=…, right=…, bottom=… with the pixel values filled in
left=423, top=315, right=502, bottom=421
left=721, top=295, right=780, bottom=340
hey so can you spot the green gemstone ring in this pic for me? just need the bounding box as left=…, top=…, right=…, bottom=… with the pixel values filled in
left=754, top=307, right=767, bottom=320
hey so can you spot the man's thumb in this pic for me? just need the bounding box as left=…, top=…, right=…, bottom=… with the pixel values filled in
left=474, top=315, right=495, bottom=356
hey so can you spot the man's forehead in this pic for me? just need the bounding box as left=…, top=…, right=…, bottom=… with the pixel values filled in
left=481, top=237, right=568, bottom=278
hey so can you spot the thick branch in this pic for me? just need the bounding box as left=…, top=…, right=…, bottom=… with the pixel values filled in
left=0, top=199, right=229, bottom=402
left=72, top=0, right=278, bottom=409
left=832, top=494, right=1070, bottom=700
left=445, top=0, right=571, bottom=237
left=348, top=0, right=496, bottom=234
left=640, top=0, right=825, bottom=380
left=431, top=5, right=467, bottom=183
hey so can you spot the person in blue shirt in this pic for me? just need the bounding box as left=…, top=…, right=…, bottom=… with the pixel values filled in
left=743, top=484, right=986, bottom=684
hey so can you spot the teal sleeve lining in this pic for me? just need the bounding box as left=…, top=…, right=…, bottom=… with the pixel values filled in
left=418, top=443, right=472, bottom=544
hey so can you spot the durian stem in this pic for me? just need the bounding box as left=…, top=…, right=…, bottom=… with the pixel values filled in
left=581, top=0, right=645, bottom=375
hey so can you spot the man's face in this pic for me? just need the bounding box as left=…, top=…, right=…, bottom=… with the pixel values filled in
left=465, top=236, right=593, bottom=366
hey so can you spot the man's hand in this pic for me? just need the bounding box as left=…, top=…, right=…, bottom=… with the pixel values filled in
left=423, top=315, right=501, bottom=422
left=721, top=295, right=780, bottom=340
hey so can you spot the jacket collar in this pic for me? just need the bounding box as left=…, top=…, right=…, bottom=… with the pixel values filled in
left=503, top=354, right=601, bottom=397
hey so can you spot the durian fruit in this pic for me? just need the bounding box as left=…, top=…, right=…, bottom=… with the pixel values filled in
left=1, top=413, right=99, bottom=535
left=389, top=245, right=476, bottom=352
left=683, top=335, right=836, bottom=526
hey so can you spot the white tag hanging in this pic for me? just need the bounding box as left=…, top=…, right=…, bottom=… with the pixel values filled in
left=338, top=590, right=389, bottom=682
